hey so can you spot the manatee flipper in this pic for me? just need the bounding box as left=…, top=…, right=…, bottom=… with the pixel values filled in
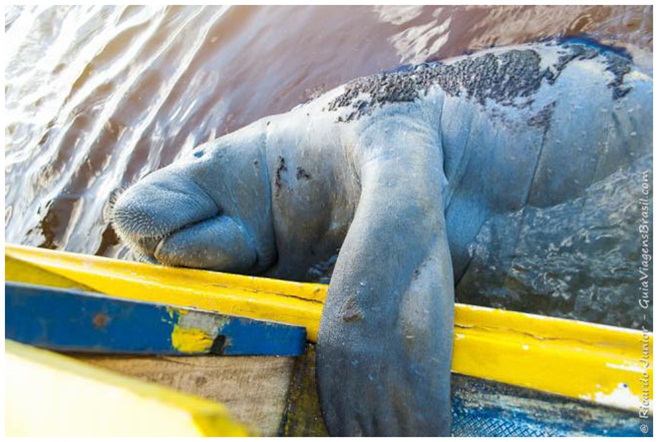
left=316, top=115, right=454, bottom=436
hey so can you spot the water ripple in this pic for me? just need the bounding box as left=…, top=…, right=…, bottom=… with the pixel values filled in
left=5, top=5, right=651, bottom=272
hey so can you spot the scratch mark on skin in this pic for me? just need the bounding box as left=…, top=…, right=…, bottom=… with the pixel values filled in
left=275, top=156, right=287, bottom=197
left=296, top=167, right=312, bottom=180
left=340, top=296, right=364, bottom=323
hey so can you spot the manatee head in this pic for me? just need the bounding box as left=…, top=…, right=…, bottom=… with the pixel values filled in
left=110, top=125, right=276, bottom=274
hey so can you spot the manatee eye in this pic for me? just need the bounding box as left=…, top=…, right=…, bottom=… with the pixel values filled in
left=193, top=149, right=205, bottom=158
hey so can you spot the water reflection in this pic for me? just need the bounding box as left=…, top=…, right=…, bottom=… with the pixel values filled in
left=5, top=5, right=652, bottom=262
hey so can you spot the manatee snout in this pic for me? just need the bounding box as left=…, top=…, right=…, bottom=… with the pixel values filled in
left=153, top=216, right=257, bottom=271
left=111, top=168, right=258, bottom=272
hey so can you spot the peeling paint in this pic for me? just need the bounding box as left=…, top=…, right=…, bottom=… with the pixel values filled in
left=92, top=313, right=110, bottom=328
left=167, top=308, right=230, bottom=354
left=170, top=325, right=215, bottom=353
left=173, top=308, right=230, bottom=334
left=605, top=361, right=644, bottom=373
left=580, top=382, right=650, bottom=410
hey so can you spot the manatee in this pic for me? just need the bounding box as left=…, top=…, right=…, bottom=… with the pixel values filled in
left=110, top=39, right=653, bottom=436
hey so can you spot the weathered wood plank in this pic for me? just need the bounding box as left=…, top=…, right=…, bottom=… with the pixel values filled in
left=5, top=340, right=251, bottom=437
left=6, top=281, right=306, bottom=356
left=74, top=353, right=295, bottom=436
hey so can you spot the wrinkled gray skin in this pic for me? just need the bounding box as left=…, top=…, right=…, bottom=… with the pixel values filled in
left=111, top=40, right=652, bottom=436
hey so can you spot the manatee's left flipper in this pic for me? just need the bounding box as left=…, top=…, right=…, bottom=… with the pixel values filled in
left=317, top=115, right=454, bottom=436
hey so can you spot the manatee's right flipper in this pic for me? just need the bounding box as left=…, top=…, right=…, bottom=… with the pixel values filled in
left=316, top=115, right=454, bottom=436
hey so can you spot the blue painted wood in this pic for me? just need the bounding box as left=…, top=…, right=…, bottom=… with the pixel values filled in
left=6, top=281, right=306, bottom=356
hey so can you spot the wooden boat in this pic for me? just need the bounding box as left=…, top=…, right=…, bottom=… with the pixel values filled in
left=5, top=244, right=653, bottom=436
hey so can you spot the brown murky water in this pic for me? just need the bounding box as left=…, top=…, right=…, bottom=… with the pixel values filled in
left=5, top=6, right=652, bottom=263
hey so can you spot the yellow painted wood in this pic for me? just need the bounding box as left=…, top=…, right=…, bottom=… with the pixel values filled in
left=5, top=254, right=93, bottom=291
left=454, top=304, right=653, bottom=413
left=6, top=244, right=325, bottom=340
left=5, top=244, right=653, bottom=412
left=5, top=340, right=251, bottom=437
